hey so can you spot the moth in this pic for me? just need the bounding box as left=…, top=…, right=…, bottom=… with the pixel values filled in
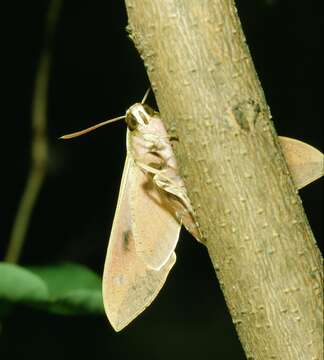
left=61, top=90, right=324, bottom=331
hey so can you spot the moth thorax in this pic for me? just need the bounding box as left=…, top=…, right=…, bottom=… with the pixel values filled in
left=125, top=103, right=155, bottom=131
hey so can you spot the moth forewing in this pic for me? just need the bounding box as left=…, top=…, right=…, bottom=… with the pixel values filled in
left=102, top=156, right=177, bottom=331
left=129, top=155, right=181, bottom=270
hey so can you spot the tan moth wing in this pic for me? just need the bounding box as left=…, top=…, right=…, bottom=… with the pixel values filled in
left=279, top=136, right=324, bottom=189
left=102, top=155, right=176, bottom=332
left=130, top=164, right=182, bottom=270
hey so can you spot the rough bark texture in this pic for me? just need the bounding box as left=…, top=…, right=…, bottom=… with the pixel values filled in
left=125, top=1, right=323, bottom=359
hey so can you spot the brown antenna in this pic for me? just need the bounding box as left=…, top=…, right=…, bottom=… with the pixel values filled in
left=60, top=88, right=151, bottom=139
left=60, top=115, right=125, bottom=139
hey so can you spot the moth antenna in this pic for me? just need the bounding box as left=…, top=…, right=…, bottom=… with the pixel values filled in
left=60, top=115, right=126, bottom=139
left=141, top=88, right=151, bottom=104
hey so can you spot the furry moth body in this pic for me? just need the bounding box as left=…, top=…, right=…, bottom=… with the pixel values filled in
left=61, top=92, right=323, bottom=332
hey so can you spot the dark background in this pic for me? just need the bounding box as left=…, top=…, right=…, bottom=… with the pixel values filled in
left=1, top=1, right=323, bottom=359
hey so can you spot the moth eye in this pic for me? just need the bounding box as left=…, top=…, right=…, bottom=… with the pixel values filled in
left=126, top=114, right=138, bottom=131
left=143, top=104, right=155, bottom=117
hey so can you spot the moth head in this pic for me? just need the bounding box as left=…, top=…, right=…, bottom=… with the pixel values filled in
left=125, top=103, right=155, bottom=131
left=59, top=88, right=153, bottom=139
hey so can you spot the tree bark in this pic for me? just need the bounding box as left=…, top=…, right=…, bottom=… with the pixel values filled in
left=124, top=1, right=323, bottom=359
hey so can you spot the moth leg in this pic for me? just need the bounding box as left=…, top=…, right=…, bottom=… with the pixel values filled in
left=133, top=134, right=203, bottom=242
left=141, top=135, right=178, bottom=169
left=135, top=161, right=187, bottom=204
left=134, top=159, right=202, bottom=242
left=152, top=169, right=203, bottom=243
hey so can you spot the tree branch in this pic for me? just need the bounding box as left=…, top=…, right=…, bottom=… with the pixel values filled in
left=124, top=0, right=323, bottom=358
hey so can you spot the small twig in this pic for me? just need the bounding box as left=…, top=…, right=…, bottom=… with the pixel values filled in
left=4, top=0, right=62, bottom=263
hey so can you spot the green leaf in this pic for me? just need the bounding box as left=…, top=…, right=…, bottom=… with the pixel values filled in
left=28, top=262, right=104, bottom=315
left=0, top=262, right=49, bottom=303
left=48, top=289, right=104, bottom=315
left=0, top=262, right=104, bottom=315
